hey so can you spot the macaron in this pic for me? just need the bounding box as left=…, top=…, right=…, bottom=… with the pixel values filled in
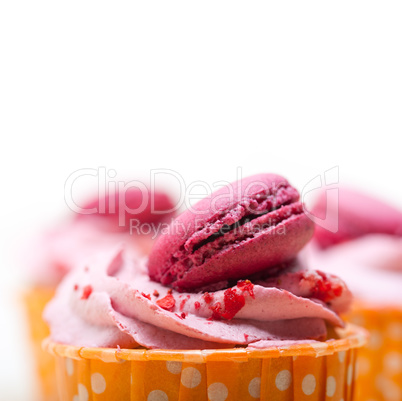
left=312, top=187, right=402, bottom=249
left=148, top=174, right=314, bottom=291
left=77, top=187, right=175, bottom=231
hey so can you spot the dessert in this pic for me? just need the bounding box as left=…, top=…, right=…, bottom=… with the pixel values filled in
left=44, top=247, right=352, bottom=349
left=309, top=187, right=402, bottom=401
left=149, top=173, right=314, bottom=292
left=44, top=174, right=367, bottom=401
left=29, top=187, right=176, bottom=286
left=24, top=186, right=175, bottom=401
left=312, top=187, right=402, bottom=249
left=77, top=186, right=175, bottom=231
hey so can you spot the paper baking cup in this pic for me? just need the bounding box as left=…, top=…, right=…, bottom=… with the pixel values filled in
left=348, top=304, right=402, bottom=401
left=23, top=286, right=58, bottom=401
left=44, top=324, right=367, bottom=401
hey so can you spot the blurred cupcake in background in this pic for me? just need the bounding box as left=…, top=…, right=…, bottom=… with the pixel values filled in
left=308, top=187, right=402, bottom=401
left=23, top=184, right=176, bottom=401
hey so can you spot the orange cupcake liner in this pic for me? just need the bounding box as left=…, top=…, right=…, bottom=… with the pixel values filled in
left=44, top=324, right=367, bottom=401
left=348, top=303, right=402, bottom=401
left=23, top=286, right=58, bottom=401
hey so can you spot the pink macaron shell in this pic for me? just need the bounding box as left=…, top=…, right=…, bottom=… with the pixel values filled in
left=312, top=187, right=402, bottom=248
left=77, top=187, right=176, bottom=232
left=148, top=173, right=314, bottom=291
left=173, top=211, right=314, bottom=291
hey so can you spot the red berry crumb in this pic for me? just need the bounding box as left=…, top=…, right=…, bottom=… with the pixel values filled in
left=153, top=290, right=160, bottom=297
left=141, top=292, right=151, bottom=300
left=221, top=288, right=245, bottom=320
left=73, top=284, right=78, bottom=291
left=203, top=292, right=213, bottom=304
left=181, top=312, right=186, bottom=319
left=81, top=285, right=92, bottom=300
left=194, top=301, right=201, bottom=310
left=156, top=294, right=176, bottom=311
left=311, top=271, right=343, bottom=303
left=205, top=288, right=246, bottom=321
left=237, top=280, right=255, bottom=298
left=210, top=302, right=222, bottom=320
left=180, top=298, right=187, bottom=311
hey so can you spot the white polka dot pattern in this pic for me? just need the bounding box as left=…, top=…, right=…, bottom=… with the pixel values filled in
left=181, top=367, right=202, bottom=389
left=384, top=352, right=402, bottom=373
left=208, top=382, right=229, bottom=401
left=369, top=331, right=382, bottom=350
left=65, top=358, right=74, bottom=376
left=248, top=377, right=261, bottom=398
left=326, top=376, right=336, bottom=397
left=91, top=373, right=106, bottom=394
left=376, top=375, right=401, bottom=401
left=302, top=374, right=316, bottom=396
left=387, top=323, right=402, bottom=340
left=59, top=347, right=357, bottom=400
left=338, top=351, right=346, bottom=363
left=275, top=370, right=292, bottom=391
left=147, top=390, right=169, bottom=401
left=78, top=383, right=88, bottom=401
left=166, top=361, right=182, bottom=374
left=383, top=379, right=401, bottom=401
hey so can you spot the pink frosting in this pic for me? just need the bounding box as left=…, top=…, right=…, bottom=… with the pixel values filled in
left=44, top=247, right=351, bottom=349
left=307, top=234, right=402, bottom=307
left=26, top=187, right=175, bottom=286
left=148, top=174, right=314, bottom=291
left=308, top=187, right=402, bottom=307
left=26, top=219, right=142, bottom=286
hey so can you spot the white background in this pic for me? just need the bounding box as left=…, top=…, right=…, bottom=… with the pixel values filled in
left=1, top=1, right=401, bottom=399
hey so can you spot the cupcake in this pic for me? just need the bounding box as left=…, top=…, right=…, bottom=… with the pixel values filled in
left=24, top=186, right=175, bottom=401
left=44, top=174, right=367, bottom=401
left=308, top=187, right=402, bottom=401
